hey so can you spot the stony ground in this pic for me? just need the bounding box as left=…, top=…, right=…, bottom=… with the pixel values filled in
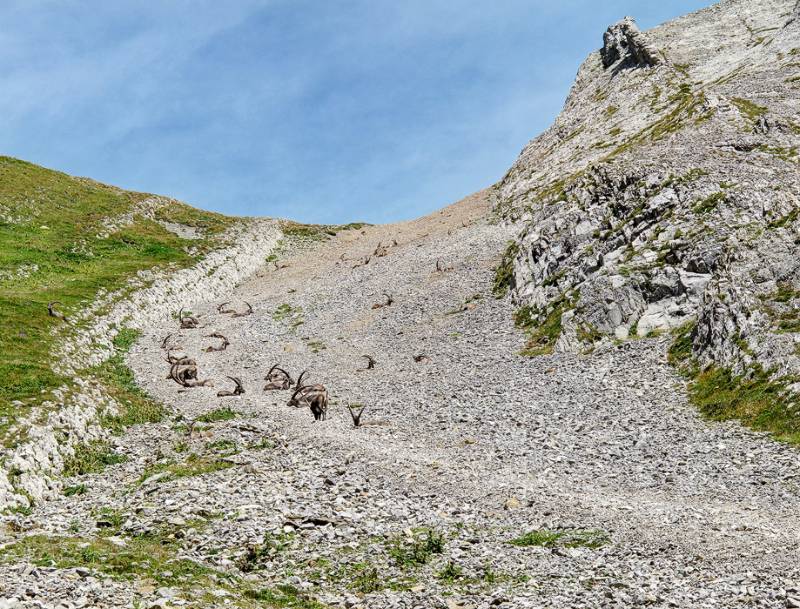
left=2, top=191, right=800, bottom=608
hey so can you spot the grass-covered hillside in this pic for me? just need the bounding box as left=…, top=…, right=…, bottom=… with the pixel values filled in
left=0, top=156, right=235, bottom=445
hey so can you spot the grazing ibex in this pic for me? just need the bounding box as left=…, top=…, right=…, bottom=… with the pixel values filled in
left=204, top=333, right=230, bottom=352
left=360, top=355, right=376, bottom=370
left=47, top=301, right=67, bottom=321
left=178, top=307, right=200, bottom=329
left=288, top=371, right=329, bottom=421
left=168, top=357, right=213, bottom=388
left=217, top=376, right=245, bottom=397
left=371, top=293, right=393, bottom=310
left=264, top=364, right=293, bottom=390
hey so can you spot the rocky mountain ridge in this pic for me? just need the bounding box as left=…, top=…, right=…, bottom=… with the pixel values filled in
left=496, top=0, right=800, bottom=390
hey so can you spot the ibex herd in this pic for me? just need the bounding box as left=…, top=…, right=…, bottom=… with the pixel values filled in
left=161, top=302, right=334, bottom=423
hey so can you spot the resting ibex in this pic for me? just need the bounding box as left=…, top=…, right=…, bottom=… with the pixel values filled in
left=168, top=357, right=213, bottom=388
left=232, top=302, right=253, bottom=318
left=48, top=301, right=67, bottom=321
left=217, top=302, right=236, bottom=314
left=371, top=293, right=393, bottom=310
left=217, top=376, right=245, bottom=397
left=347, top=404, right=366, bottom=428
left=264, top=364, right=293, bottom=390
left=360, top=355, right=376, bottom=370
left=352, top=256, right=371, bottom=269
left=178, top=308, right=200, bottom=329
left=204, top=333, right=230, bottom=352
left=288, top=371, right=329, bottom=421
left=217, top=302, right=253, bottom=317
left=435, top=259, right=453, bottom=273
left=373, top=242, right=389, bottom=258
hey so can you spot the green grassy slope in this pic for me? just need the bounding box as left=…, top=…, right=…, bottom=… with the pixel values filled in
left=0, top=156, right=235, bottom=444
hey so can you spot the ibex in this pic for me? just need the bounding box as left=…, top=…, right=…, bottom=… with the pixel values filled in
left=232, top=302, right=253, bottom=318
left=264, top=364, right=293, bottom=390
left=347, top=404, right=366, bottom=428
left=217, top=376, right=245, bottom=397
left=217, top=302, right=236, bottom=314
left=371, top=293, right=393, bottom=310
left=168, top=357, right=213, bottom=388
left=288, top=371, right=329, bottom=421
left=373, top=242, right=389, bottom=258
left=352, top=256, right=371, bottom=269
left=47, top=301, right=67, bottom=321
left=435, top=259, right=453, bottom=273
left=360, top=355, right=376, bottom=370
left=217, top=302, right=253, bottom=317
left=178, top=307, right=200, bottom=329
left=204, top=333, right=230, bottom=352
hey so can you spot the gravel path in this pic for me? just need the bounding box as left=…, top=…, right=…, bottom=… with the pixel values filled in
left=2, top=191, right=800, bottom=608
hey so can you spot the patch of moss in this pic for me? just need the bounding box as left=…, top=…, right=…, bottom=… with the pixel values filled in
left=195, top=407, right=237, bottom=423
left=693, top=192, right=726, bottom=215
left=516, top=295, right=575, bottom=357
left=510, top=528, right=609, bottom=549
left=63, top=441, right=128, bottom=477
left=138, top=453, right=234, bottom=485
left=731, top=97, right=768, bottom=122
left=492, top=241, right=519, bottom=298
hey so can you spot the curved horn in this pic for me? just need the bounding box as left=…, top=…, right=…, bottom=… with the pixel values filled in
left=295, top=370, right=309, bottom=389
left=265, top=364, right=279, bottom=379
left=228, top=376, right=244, bottom=391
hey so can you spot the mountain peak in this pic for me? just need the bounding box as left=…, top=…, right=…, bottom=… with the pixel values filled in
left=600, top=16, right=663, bottom=72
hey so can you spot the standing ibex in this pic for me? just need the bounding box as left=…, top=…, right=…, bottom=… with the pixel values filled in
left=288, top=371, right=329, bottom=421
left=264, top=364, right=293, bottom=390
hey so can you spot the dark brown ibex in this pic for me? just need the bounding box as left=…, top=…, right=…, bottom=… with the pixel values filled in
left=413, top=354, right=430, bottom=363
left=204, top=333, right=230, bottom=352
left=347, top=404, right=366, bottom=428
left=288, top=371, right=329, bottom=421
left=371, top=293, right=393, bottom=310
left=178, top=307, right=200, bottom=329
left=217, top=376, right=245, bottom=397
left=168, top=358, right=213, bottom=388
left=48, top=301, right=67, bottom=321
left=264, top=364, right=293, bottom=390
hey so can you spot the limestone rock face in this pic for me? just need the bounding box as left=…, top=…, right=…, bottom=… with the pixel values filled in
left=601, top=17, right=662, bottom=71
left=496, top=0, right=800, bottom=378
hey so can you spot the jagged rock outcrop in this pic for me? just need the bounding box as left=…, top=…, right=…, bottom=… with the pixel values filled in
left=601, top=17, right=663, bottom=71
left=496, top=0, right=800, bottom=379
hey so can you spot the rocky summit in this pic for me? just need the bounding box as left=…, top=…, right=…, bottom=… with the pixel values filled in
left=1, top=1, right=800, bottom=608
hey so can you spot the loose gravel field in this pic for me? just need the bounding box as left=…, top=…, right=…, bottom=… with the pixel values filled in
left=3, top=191, right=799, bottom=609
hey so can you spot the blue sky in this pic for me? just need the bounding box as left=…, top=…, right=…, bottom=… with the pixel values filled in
left=0, top=1, right=713, bottom=224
